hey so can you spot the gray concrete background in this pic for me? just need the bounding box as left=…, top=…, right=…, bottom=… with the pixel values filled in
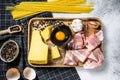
left=53, top=0, right=120, bottom=80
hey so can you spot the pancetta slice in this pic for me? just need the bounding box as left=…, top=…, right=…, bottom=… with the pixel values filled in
left=68, top=32, right=85, bottom=50
left=72, top=49, right=91, bottom=62
left=86, top=33, right=101, bottom=50
left=74, top=32, right=85, bottom=49
left=68, top=39, right=74, bottom=50
left=96, top=30, right=104, bottom=41
left=83, top=48, right=104, bottom=69
left=64, top=51, right=78, bottom=66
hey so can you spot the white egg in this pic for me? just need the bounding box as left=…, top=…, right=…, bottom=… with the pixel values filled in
left=71, top=19, right=83, bottom=32
left=23, top=67, right=36, bottom=80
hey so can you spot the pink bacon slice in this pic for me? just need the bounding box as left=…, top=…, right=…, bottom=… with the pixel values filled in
left=64, top=50, right=78, bottom=66
left=72, top=49, right=91, bottom=62
left=83, top=48, right=104, bottom=69
left=86, top=33, right=101, bottom=50
left=68, top=32, right=85, bottom=50
left=96, top=30, right=104, bottom=41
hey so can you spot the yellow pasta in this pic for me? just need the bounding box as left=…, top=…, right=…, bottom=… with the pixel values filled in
left=20, top=0, right=85, bottom=5
left=12, top=7, right=93, bottom=20
left=6, top=0, right=94, bottom=20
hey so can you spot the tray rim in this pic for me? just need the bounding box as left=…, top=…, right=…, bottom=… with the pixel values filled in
left=28, top=17, right=103, bottom=67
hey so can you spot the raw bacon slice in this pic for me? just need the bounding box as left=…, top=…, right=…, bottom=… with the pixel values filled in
left=96, top=30, right=104, bottom=41
left=86, top=33, right=101, bottom=50
left=74, top=32, right=85, bottom=49
left=68, top=32, right=85, bottom=50
left=83, top=48, right=104, bottom=69
left=64, top=51, right=78, bottom=66
left=68, top=39, right=74, bottom=50
left=72, top=49, right=91, bottom=62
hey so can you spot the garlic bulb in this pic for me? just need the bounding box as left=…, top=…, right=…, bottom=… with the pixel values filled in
left=71, top=19, right=83, bottom=32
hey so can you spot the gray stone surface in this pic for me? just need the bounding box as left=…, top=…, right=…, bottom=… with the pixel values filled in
left=54, top=0, right=120, bottom=79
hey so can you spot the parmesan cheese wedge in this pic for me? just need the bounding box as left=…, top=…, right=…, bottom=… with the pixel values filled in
left=28, top=30, right=48, bottom=64
left=51, top=46, right=60, bottom=59
left=41, top=26, right=52, bottom=41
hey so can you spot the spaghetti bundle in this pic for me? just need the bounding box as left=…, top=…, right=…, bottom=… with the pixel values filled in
left=7, top=0, right=94, bottom=20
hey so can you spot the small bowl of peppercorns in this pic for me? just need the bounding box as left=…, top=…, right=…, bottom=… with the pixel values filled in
left=0, top=40, right=19, bottom=63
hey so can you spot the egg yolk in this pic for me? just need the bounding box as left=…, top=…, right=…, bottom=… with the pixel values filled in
left=55, top=31, right=65, bottom=41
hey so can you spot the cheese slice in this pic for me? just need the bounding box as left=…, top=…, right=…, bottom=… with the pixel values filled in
left=41, top=26, right=52, bottom=41
left=51, top=46, right=60, bottom=59
left=28, top=30, right=48, bottom=64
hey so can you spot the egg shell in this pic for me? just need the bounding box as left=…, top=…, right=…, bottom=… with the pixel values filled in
left=6, top=68, right=20, bottom=80
left=23, top=67, right=36, bottom=80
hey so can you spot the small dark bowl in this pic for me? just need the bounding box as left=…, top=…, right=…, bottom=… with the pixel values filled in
left=50, top=25, right=72, bottom=47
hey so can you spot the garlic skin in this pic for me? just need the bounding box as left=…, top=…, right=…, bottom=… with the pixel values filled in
left=88, top=21, right=100, bottom=29
left=71, top=19, right=83, bottom=32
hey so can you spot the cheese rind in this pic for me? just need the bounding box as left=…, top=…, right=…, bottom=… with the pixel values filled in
left=28, top=30, right=48, bottom=64
left=51, top=46, right=60, bottom=59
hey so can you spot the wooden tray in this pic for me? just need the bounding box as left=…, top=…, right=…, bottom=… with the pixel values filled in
left=28, top=18, right=103, bottom=67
